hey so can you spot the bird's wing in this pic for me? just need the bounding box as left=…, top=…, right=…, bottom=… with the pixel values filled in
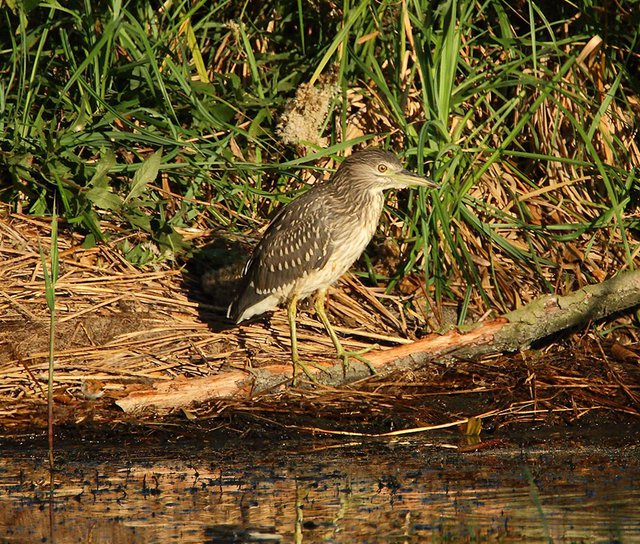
left=250, top=198, right=333, bottom=294
left=227, top=194, right=334, bottom=321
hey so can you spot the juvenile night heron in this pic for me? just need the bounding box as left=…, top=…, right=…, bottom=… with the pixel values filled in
left=227, top=148, right=438, bottom=379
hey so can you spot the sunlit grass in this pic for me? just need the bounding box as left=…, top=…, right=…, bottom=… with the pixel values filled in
left=1, top=0, right=638, bottom=318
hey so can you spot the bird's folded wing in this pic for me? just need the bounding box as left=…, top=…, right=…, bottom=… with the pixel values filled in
left=251, top=201, right=333, bottom=295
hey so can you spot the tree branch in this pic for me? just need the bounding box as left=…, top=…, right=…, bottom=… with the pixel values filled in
left=115, top=270, right=640, bottom=413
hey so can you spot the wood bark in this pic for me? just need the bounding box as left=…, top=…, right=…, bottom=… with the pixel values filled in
left=116, top=269, right=640, bottom=413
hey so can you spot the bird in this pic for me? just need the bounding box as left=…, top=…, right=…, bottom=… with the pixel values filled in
left=227, top=148, right=438, bottom=380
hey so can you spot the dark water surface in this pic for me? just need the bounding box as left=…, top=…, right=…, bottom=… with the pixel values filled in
left=1, top=426, right=639, bottom=543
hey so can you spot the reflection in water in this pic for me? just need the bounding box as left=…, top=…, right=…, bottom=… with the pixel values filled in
left=0, top=433, right=639, bottom=543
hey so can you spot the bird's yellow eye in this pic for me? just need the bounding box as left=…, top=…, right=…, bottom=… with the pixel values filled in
left=377, top=163, right=388, bottom=173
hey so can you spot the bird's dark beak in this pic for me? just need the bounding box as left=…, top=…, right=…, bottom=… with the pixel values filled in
left=393, top=169, right=439, bottom=189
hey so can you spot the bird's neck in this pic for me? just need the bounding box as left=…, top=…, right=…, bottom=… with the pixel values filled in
left=330, top=182, right=385, bottom=225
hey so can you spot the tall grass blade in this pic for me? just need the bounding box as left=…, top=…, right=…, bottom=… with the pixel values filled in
left=38, top=208, right=59, bottom=473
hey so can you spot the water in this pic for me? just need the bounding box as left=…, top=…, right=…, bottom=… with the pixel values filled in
left=1, top=428, right=638, bottom=543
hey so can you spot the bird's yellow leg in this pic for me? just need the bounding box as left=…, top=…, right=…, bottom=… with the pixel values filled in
left=313, top=289, right=378, bottom=375
left=287, top=294, right=318, bottom=384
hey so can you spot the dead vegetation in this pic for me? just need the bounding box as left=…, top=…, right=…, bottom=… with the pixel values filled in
left=1, top=1, right=640, bottom=437
left=1, top=205, right=639, bottom=437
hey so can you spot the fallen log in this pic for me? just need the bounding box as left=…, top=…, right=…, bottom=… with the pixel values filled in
left=115, top=269, right=640, bottom=413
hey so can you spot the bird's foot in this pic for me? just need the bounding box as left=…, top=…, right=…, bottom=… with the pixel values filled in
left=292, top=359, right=323, bottom=386
left=338, top=344, right=379, bottom=376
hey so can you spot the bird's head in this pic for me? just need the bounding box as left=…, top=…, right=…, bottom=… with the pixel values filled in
left=336, top=148, right=438, bottom=192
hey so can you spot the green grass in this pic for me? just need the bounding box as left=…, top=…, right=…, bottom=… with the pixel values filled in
left=1, top=0, right=639, bottom=316
left=38, top=206, right=58, bottom=469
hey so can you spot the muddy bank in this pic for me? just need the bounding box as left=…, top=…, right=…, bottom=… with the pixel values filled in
left=2, top=210, right=639, bottom=437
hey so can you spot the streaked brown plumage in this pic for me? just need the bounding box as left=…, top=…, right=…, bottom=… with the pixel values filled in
left=228, top=148, right=438, bottom=379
